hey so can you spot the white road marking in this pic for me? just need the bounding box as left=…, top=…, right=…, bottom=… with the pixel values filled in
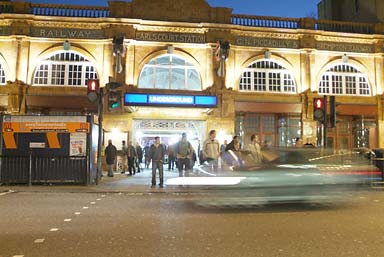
left=82, top=206, right=89, bottom=209
left=96, top=198, right=102, bottom=201
left=34, top=238, right=45, bottom=243
left=13, top=255, right=24, bottom=257
left=90, top=202, right=96, bottom=204
left=101, top=195, right=106, bottom=197
left=64, top=219, right=72, bottom=222
left=74, top=212, right=81, bottom=215
left=373, top=199, right=380, bottom=202
left=49, top=228, right=59, bottom=232
left=0, top=190, right=14, bottom=196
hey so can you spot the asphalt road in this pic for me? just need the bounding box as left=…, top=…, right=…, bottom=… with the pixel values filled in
left=1, top=188, right=384, bottom=257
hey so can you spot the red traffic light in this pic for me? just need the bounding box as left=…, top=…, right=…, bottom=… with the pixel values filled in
left=87, top=79, right=99, bottom=92
left=313, top=97, right=325, bottom=123
left=87, top=79, right=99, bottom=103
left=314, top=98, right=324, bottom=109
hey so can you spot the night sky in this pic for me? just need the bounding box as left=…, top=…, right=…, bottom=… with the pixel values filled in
left=30, top=0, right=320, bottom=18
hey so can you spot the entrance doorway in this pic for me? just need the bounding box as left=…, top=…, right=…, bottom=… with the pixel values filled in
left=132, top=119, right=206, bottom=155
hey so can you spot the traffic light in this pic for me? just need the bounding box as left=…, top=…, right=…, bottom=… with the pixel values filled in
left=106, top=82, right=122, bottom=111
left=313, top=97, right=325, bottom=123
left=108, top=91, right=121, bottom=110
left=87, top=79, right=99, bottom=103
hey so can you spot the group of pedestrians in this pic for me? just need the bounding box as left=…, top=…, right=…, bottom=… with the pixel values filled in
left=121, top=140, right=143, bottom=176
left=104, top=132, right=196, bottom=187
left=104, top=130, right=265, bottom=186
left=104, top=139, right=143, bottom=177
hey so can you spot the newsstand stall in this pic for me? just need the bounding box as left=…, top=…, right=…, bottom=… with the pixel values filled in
left=0, top=115, right=99, bottom=185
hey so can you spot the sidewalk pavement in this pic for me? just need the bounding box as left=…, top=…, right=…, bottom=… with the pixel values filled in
left=0, top=168, right=201, bottom=194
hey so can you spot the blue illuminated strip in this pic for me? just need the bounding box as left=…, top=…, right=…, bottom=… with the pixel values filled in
left=195, top=96, right=217, bottom=106
left=124, top=94, right=147, bottom=104
left=124, top=93, right=217, bottom=107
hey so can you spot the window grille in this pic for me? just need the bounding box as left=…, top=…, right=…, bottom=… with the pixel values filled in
left=33, top=51, right=98, bottom=86
left=138, top=54, right=202, bottom=90
left=319, top=64, right=370, bottom=96
left=240, top=59, right=296, bottom=93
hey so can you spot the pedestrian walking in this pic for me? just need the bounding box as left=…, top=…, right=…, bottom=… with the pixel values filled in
left=225, top=135, right=240, bottom=151
left=203, top=129, right=220, bottom=173
left=175, top=132, right=194, bottom=177
left=220, top=139, right=228, bottom=153
left=121, top=140, right=128, bottom=174
left=127, top=140, right=137, bottom=175
left=149, top=136, right=165, bottom=188
left=105, top=140, right=117, bottom=177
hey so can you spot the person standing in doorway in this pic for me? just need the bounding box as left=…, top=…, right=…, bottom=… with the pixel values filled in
left=121, top=140, right=128, bottom=174
left=149, top=136, right=165, bottom=188
left=176, top=132, right=194, bottom=177
left=167, top=144, right=176, bottom=171
left=144, top=143, right=150, bottom=168
left=135, top=142, right=143, bottom=173
left=127, top=140, right=137, bottom=176
left=203, top=130, right=220, bottom=173
left=105, top=140, right=117, bottom=177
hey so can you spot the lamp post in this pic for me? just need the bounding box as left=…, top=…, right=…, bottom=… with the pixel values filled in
left=96, top=87, right=104, bottom=184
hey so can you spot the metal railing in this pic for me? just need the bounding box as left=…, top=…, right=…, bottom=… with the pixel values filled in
left=30, top=3, right=110, bottom=18
left=231, top=14, right=300, bottom=29
left=315, top=19, right=375, bottom=34
left=0, top=155, right=88, bottom=185
left=0, top=1, right=380, bottom=35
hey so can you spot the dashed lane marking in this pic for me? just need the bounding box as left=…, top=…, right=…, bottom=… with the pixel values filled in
left=82, top=206, right=89, bottom=209
left=74, top=212, right=81, bottom=215
left=96, top=198, right=102, bottom=201
left=49, top=228, right=59, bottom=232
left=34, top=238, right=45, bottom=243
left=13, top=255, right=24, bottom=257
left=90, top=202, right=96, bottom=204
left=64, top=219, right=72, bottom=222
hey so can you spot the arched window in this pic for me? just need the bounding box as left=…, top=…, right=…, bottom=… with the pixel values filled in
left=239, top=59, right=296, bottom=93
left=0, top=63, right=5, bottom=85
left=319, top=64, right=370, bottom=96
left=33, top=51, right=98, bottom=86
left=138, top=54, right=201, bottom=90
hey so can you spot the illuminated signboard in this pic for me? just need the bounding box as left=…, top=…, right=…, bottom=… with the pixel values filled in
left=124, top=93, right=217, bottom=107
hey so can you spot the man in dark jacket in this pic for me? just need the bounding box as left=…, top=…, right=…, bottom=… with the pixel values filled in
left=105, top=140, right=117, bottom=177
left=135, top=142, right=143, bottom=173
left=149, top=136, right=165, bottom=188
left=127, top=140, right=137, bottom=176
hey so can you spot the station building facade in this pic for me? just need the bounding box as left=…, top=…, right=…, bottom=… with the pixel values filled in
left=1, top=0, right=384, bottom=151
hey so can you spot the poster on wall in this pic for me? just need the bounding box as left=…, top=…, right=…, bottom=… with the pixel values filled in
left=70, top=132, right=87, bottom=156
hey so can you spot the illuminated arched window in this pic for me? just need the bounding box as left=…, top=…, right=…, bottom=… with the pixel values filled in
left=33, top=51, right=98, bottom=86
left=0, top=63, right=5, bottom=85
left=319, top=64, right=370, bottom=96
left=239, top=59, right=296, bottom=93
left=138, top=54, right=201, bottom=90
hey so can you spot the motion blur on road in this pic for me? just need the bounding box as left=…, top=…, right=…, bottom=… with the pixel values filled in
left=166, top=147, right=382, bottom=207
